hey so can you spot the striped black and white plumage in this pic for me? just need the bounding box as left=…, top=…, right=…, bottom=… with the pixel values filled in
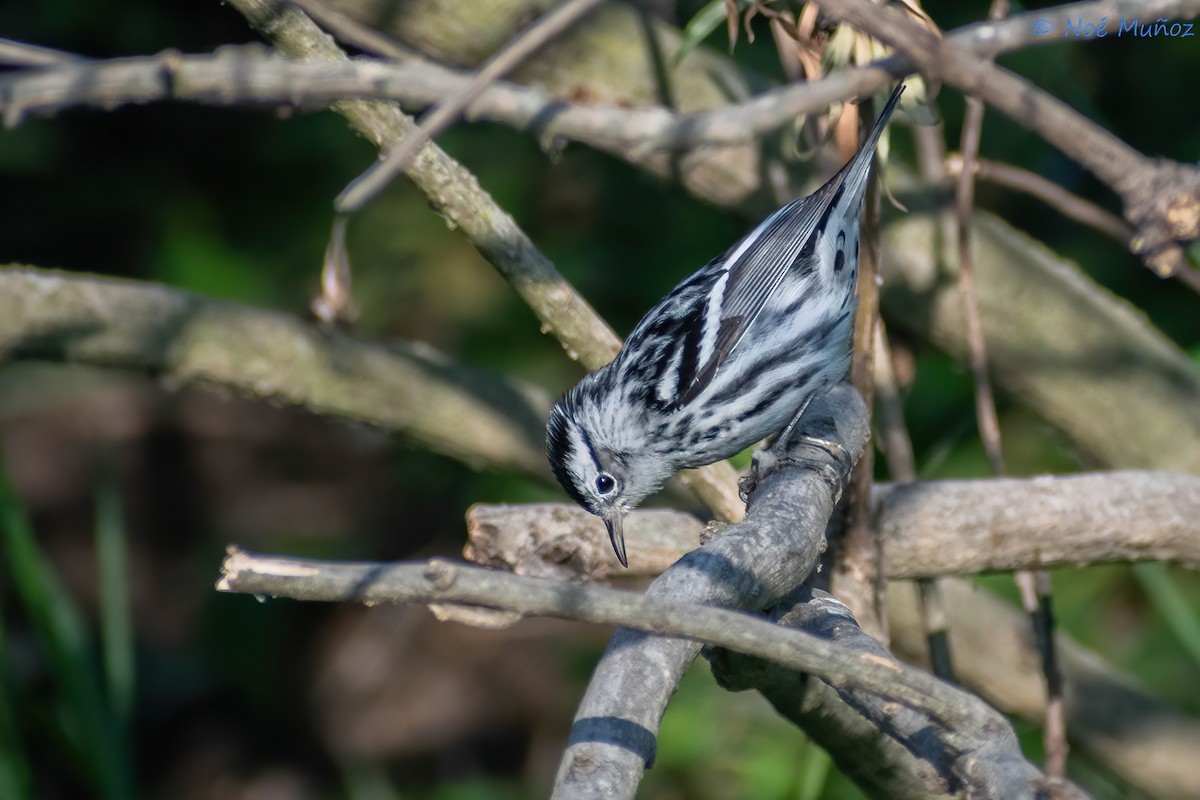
left=548, top=86, right=903, bottom=567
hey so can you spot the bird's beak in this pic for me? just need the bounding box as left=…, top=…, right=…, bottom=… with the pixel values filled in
left=604, top=513, right=628, bottom=568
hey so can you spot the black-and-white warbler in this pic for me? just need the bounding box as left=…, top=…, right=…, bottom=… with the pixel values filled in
left=548, top=85, right=903, bottom=567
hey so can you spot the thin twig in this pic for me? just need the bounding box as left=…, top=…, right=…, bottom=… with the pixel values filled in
left=287, top=0, right=418, bottom=60
left=0, top=36, right=82, bottom=67
left=952, top=0, right=1069, bottom=779
left=948, top=156, right=1200, bottom=293
left=871, top=321, right=915, bottom=484
left=872, top=320, right=954, bottom=682
left=948, top=155, right=1133, bottom=244
left=955, top=36, right=1008, bottom=483
left=838, top=130, right=887, bottom=638
left=334, top=0, right=604, bottom=215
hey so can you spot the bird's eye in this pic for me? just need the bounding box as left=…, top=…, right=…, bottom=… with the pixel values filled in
left=595, top=474, right=616, bottom=494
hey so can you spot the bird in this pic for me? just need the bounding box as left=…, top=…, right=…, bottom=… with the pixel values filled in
left=547, top=85, right=904, bottom=567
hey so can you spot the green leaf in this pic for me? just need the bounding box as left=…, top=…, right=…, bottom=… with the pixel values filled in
left=675, top=0, right=732, bottom=64
left=1132, top=562, right=1200, bottom=669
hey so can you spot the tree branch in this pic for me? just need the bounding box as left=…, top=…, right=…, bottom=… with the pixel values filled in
left=465, top=470, right=1200, bottom=579
left=0, top=266, right=553, bottom=475
left=813, top=0, right=1200, bottom=278
left=6, top=0, right=1197, bottom=153
left=334, top=0, right=606, bottom=214
left=890, top=578, right=1200, bottom=799
left=222, top=0, right=745, bottom=521
left=950, top=157, right=1133, bottom=245
left=217, top=521, right=1081, bottom=799
left=216, top=542, right=974, bottom=726
left=883, top=201, right=1200, bottom=474
left=465, top=481, right=1200, bottom=797
left=708, top=587, right=1083, bottom=799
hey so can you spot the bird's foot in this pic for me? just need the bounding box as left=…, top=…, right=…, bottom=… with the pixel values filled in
left=738, top=435, right=848, bottom=502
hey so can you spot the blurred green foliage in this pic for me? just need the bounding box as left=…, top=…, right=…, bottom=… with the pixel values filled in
left=1, top=0, right=1198, bottom=798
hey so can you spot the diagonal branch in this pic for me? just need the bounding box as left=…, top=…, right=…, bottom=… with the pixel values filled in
left=889, top=577, right=1200, bottom=799
left=216, top=544, right=973, bottom=731
left=334, top=0, right=605, bottom=214
left=813, top=0, right=1200, bottom=279
left=708, top=587, right=1084, bottom=799
left=223, top=0, right=745, bottom=521
left=552, top=382, right=869, bottom=798
left=0, top=266, right=553, bottom=476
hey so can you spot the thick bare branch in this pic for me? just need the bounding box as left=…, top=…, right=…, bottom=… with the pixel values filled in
left=875, top=472, right=1200, bottom=576
left=709, top=587, right=1084, bottom=800
left=466, top=470, right=1200, bottom=579
left=890, top=579, right=1200, bottom=799
left=0, top=267, right=551, bottom=475
left=218, top=496, right=1079, bottom=799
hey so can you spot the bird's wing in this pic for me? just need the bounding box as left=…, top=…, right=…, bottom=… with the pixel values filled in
left=674, top=194, right=828, bottom=406
left=674, top=84, right=904, bottom=406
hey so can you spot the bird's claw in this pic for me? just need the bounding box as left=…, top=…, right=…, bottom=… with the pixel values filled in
left=739, top=435, right=848, bottom=502
left=739, top=446, right=782, bottom=501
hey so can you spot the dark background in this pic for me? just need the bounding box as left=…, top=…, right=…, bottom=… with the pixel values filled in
left=1, top=1, right=1198, bottom=798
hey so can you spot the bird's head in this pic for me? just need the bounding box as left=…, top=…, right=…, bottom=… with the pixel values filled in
left=546, top=386, right=668, bottom=567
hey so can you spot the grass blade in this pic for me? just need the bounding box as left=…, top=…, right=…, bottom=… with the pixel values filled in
left=96, top=476, right=134, bottom=722
left=1132, top=562, right=1200, bottom=669
left=0, top=597, right=32, bottom=800
left=796, top=743, right=832, bottom=800
left=0, top=466, right=132, bottom=799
